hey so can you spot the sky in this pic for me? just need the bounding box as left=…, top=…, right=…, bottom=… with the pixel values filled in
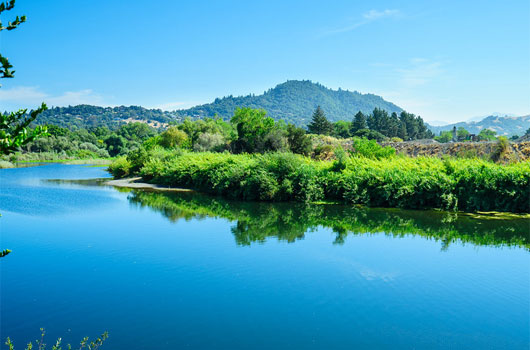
left=0, top=0, right=529, bottom=123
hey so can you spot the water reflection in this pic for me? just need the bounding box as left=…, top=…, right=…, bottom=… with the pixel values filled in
left=127, top=189, right=530, bottom=250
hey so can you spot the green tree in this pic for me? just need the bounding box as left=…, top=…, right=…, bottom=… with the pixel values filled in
left=159, top=126, right=189, bottom=148
left=286, top=124, right=312, bottom=155
left=457, top=127, right=469, bottom=141
left=231, top=107, right=275, bottom=153
left=351, top=111, right=367, bottom=134
left=332, top=120, right=351, bottom=138
left=1, top=0, right=47, bottom=258
left=307, top=106, right=333, bottom=135
left=477, top=129, right=497, bottom=141
left=435, top=131, right=453, bottom=143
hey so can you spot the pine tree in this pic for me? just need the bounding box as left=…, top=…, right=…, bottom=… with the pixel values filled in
left=351, top=111, right=367, bottom=133
left=307, top=106, right=332, bottom=135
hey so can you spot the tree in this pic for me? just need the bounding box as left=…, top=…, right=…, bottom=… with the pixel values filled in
left=351, top=111, right=367, bottom=134
left=159, top=127, right=189, bottom=149
left=435, top=131, right=453, bottom=143
left=477, top=129, right=497, bottom=141
left=1, top=0, right=48, bottom=258
left=307, top=106, right=333, bottom=135
left=332, top=120, right=351, bottom=138
left=231, top=107, right=275, bottom=153
left=457, top=127, right=469, bottom=141
left=286, top=124, right=312, bottom=155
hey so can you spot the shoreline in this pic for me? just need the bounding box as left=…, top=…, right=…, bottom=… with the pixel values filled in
left=105, top=177, right=194, bottom=192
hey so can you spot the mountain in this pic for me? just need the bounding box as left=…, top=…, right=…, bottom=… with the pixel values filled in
left=172, top=80, right=403, bottom=125
left=466, top=112, right=517, bottom=123
left=428, top=115, right=530, bottom=137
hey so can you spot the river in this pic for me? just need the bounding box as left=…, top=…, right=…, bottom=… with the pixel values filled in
left=1, top=164, right=528, bottom=349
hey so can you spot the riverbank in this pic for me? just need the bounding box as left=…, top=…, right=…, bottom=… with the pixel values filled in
left=105, top=177, right=193, bottom=192
left=109, top=150, right=530, bottom=213
left=0, top=158, right=112, bottom=168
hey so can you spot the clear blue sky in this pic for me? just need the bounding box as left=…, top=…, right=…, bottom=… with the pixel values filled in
left=1, top=0, right=529, bottom=123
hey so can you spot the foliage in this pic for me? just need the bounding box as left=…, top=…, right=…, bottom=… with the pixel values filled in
left=477, top=129, right=497, bottom=141
left=352, top=128, right=386, bottom=142
left=1, top=107, right=49, bottom=154
left=351, top=111, right=367, bottom=134
left=5, top=328, right=108, bottom=350
left=230, top=107, right=278, bottom=153
left=435, top=131, right=453, bottom=143
left=0, top=248, right=11, bottom=257
left=307, top=106, right=333, bottom=135
left=159, top=127, right=189, bottom=149
left=491, top=136, right=510, bottom=162
left=107, top=156, right=132, bottom=178
left=193, top=132, right=226, bottom=152
left=34, top=105, right=172, bottom=130
left=114, top=149, right=530, bottom=213
left=286, top=124, right=312, bottom=155
left=349, top=137, right=396, bottom=159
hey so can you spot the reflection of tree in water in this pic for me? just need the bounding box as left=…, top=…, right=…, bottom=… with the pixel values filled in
left=128, top=190, right=530, bottom=250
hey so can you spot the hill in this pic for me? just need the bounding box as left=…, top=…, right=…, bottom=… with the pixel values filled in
left=173, top=80, right=403, bottom=125
left=33, top=81, right=403, bottom=129
left=428, top=115, right=530, bottom=137
left=33, top=105, right=174, bottom=130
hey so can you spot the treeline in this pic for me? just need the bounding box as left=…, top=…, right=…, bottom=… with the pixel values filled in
left=307, top=106, right=433, bottom=141
left=18, top=122, right=157, bottom=159
left=31, top=104, right=173, bottom=130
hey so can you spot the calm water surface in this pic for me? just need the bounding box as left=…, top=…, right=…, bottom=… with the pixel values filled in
left=1, top=164, right=529, bottom=349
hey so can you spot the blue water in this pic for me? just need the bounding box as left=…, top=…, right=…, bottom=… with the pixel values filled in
left=1, top=164, right=529, bottom=349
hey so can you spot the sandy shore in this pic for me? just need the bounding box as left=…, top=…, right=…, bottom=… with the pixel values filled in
left=105, top=177, right=194, bottom=192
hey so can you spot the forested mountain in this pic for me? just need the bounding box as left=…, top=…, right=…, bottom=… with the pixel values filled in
left=173, top=80, right=403, bottom=125
left=428, top=115, right=530, bottom=137
left=32, top=105, right=174, bottom=130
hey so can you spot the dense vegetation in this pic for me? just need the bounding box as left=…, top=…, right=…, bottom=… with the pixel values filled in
left=5, top=122, right=157, bottom=162
left=110, top=148, right=530, bottom=213
left=32, top=105, right=173, bottom=130
left=128, top=190, right=530, bottom=249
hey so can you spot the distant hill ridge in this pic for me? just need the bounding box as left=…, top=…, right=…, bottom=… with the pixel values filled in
left=34, top=80, right=403, bottom=128
left=428, top=115, right=530, bottom=137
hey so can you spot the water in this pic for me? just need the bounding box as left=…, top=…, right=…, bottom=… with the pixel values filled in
left=1, top=164, right=529, bottom=349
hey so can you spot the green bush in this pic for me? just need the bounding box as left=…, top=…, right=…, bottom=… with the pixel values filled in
left=349, top=137, right=396, bottom=159
left=108, top=156, right=132, bottom=178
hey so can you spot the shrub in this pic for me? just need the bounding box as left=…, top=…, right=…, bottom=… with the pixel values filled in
left=159, top=127, right=189, bottom=149
left=349, top=137, right=396, bottom=159
left=193, top=132, right=226, bottom=152
left=108, top=156, right=132, bottom=178
left=491, top=136, right=510, bottom=162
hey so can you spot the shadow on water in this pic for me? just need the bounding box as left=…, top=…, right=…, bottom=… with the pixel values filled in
left=125, top=189, right=530, bottom=250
